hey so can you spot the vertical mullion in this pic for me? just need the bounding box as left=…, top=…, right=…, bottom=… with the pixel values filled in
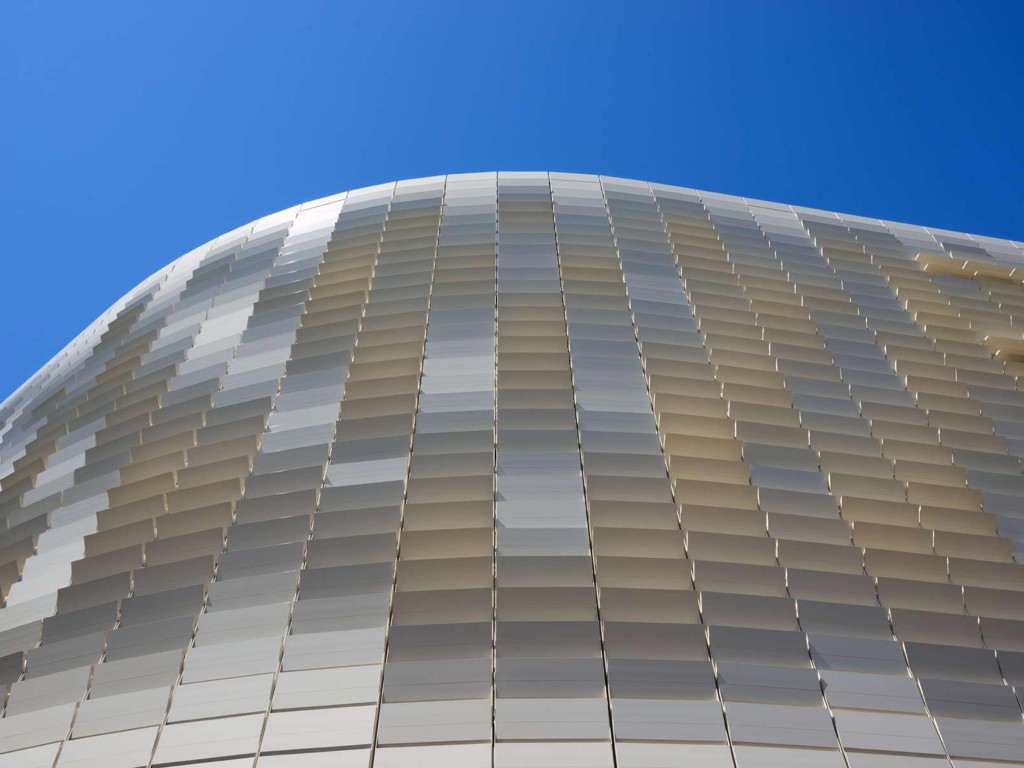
left=365, top=176, right=447, bottom=764
left=603, top=176, right=737, bottom=768
left=250, top=182, right=394, bottom=763
left=372, top=174, right=497, bottom=767
left=238, top=196, right=350, bottom=766
left=549, top=173, right=618, bottom=767
left=491, top=172, right=610, bottom=768
left=144, top=219, right=300, bottom=768
left=796, top=211, right=960, bottom=767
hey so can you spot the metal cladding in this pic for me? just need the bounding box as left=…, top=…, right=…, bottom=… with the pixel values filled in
left=2, top=172, right=1024, bottom=767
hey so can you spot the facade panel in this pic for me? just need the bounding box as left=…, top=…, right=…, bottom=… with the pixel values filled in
left=1, top=173, right=1024, bottom=766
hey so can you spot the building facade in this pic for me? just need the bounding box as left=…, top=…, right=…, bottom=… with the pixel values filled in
left=1, top=173, right=1024, bottom=767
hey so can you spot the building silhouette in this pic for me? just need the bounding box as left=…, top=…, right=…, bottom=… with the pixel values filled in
left=1, top=173, right=1024, bottom=767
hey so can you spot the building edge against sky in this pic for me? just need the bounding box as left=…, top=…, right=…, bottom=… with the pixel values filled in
left=8, top=173, right=1024, bottom=418
left=0, top=172, right=1024, bottom=766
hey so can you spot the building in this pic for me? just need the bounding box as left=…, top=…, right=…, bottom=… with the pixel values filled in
left=1, top=172, right=1024, bottom=767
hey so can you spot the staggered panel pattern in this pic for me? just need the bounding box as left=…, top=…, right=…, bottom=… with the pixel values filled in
left=1, top=173, right=1024, bottom=767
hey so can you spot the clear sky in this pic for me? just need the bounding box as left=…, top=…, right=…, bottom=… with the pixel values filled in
left=2, top=1, right=1022, bottom=400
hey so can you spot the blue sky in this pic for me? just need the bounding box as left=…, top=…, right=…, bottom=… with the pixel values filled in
left=1, top=1, right=1022, bottom=400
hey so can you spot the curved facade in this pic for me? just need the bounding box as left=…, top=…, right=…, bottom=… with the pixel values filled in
left=2, top=173, right=1024, bottom=767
